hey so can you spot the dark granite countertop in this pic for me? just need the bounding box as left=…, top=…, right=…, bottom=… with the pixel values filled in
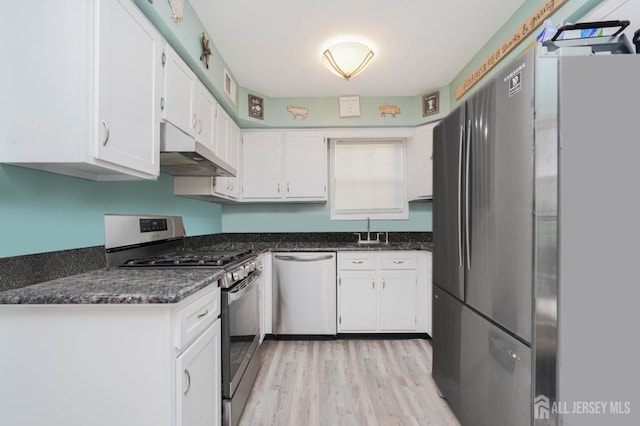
left=193, top=241, right=431, bottom=253
left=185, top=232, right=432, bottom=253
left=0, top=268, right=223, bottom=305
left=0, top=232, right=432, bottom=303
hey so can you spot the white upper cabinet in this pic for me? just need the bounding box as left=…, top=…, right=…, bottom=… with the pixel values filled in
left=215, top=104, right=231, bottom=164
left=194, top=81, right=217, bottom=152
left=0, top=0, right=162, bottom=180
left=241, top=130, right=327, bottom=202
left=242, top=132, right=283, bottom=199
left=407, top=122, right=437, bottom=201
left=162, top=45, right=223, bottom=156
left=162, top=45, right=197, bottom=138
left=214, top=118, right=240, bottom=198
left=284, top=132, right=327, bottom=199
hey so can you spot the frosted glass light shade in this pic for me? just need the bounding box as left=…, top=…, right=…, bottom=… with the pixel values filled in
left=322, top=42, right=374, bottom=81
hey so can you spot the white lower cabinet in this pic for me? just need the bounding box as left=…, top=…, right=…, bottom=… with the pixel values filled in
left=0, top=285, right=221, bottom=426
left=338, top=270, right=378, bottom=331
left=379, top=270, right=418, bottom=330
left=338, top=251, right=431, bottom=334
left=177, top=320, right=221, bottom=426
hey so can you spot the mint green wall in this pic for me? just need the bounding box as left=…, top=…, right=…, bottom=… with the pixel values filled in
left=222, top=202, right=431, bottom=233
left=0, top=165, right=221, bottom=258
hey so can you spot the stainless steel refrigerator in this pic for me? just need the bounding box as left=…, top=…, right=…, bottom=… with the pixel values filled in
left=432, top=41, right=640, bottom=426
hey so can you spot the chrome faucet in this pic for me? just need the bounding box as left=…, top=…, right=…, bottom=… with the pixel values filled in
left=354, top=217, right=387, bottom=244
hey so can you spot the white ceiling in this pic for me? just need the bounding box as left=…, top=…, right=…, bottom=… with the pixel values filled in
left=190, top=0, right=526, bottom=98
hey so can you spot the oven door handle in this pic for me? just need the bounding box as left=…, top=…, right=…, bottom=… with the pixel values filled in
left=227, top=271, right=261, bottom=305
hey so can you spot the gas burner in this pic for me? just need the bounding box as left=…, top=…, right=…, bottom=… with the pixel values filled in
left=120, top=249, right=254, bottom=269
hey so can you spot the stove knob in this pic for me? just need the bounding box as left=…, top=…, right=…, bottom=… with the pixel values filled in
left=232, top=271, right=240, bottom=281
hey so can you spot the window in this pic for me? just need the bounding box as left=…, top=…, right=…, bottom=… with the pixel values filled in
left=330, top=138, right=408, bottom=220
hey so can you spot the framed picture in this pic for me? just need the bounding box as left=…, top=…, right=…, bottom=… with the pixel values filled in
left=248, top=94, right=264, bottom=120
left=422, top=91, right=439, bottom=117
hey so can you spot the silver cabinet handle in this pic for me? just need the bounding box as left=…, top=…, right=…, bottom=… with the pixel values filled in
left=392, top=260, right=405, bottom=264
left=183, top=368, right=191, bottom=396
left=372, top=279, right=375, bottom=290
left=352, top=260, right=364, bottom=264
left=457, top=124, right=463, bottom=268
left=465, top=119, right=471, bottom=271
left=507, top=349, right=520, bottom=361
left=192, top=113, right=197, bottom=129
left=197, top=119, right=202, bottom=135
left=277, top=182, right=280, bottom=193
left=383, top=279, right=386, bottom=289
left=274, top=254, right=334, bottom=262
left=287, top=182, right=290, bottom=193
left=196, top=309, right=208, bottom=319
left=102, top=120, right=110, bottom=146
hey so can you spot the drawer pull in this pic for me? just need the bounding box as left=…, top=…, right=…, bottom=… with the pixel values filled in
left=101, top=121, right=110, bottom=146
left=196, top=309, right=209, bottom=319
left=352, top=260, right=364, bottom=264
left=184, top=369, right=191, bottom=396
left=392, top=260, right=405, bottom=264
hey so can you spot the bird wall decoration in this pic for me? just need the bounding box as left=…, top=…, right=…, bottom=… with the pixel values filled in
left=200, top=33, right=211, bottom=69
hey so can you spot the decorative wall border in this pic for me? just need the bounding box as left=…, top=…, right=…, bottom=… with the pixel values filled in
left=455, top=0, right=568, bottom=100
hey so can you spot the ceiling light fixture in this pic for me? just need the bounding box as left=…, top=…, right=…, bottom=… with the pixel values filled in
left=322, top=42, right=374, bottom=81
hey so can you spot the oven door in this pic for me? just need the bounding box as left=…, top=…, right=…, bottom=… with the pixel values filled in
left=221, top=270, right=261, bottom=399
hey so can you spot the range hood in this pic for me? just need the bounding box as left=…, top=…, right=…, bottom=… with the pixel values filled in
left=159, top=122, right=236, bottom=177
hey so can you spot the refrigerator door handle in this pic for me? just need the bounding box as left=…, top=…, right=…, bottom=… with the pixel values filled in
left=458, top=124, right=464, bottom=268
left=465, top=119, right=472, bottom=271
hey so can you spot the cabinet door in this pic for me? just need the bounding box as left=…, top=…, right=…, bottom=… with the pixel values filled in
left=214, top=117, right=240, bottom=198
left=338, top=271, right=377, bottom=332
left=162, top=45, right=196, bottom=136
left=96, top=0, right=161, bottom=176
left=407, top=122, right=437, bottom=201
left=379, top=270, right=417, bottom=331
left=284, top=132, right=327, bottom=199
left=242, top=133, right=282, bottom=199
left=215, top=104, right=230, bottom=163
left=176, top=319, right=221, bottom=426
left=195, top=82, right=216, bottom=152
left=227, top=120, right=241, bottom=197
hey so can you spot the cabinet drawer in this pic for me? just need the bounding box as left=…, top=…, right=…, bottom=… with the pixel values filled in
left=338, top=253, right=377, bottom=270
left=380, top=253, right=417, bottom=269
left=176, top=286, right=220, bottom=350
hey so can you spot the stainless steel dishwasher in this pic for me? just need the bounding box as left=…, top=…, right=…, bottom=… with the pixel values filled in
left=272, top=252, right=336, bottom=335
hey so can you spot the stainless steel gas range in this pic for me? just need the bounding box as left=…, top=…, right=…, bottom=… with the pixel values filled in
left=104, top=214, right=262, bottom=426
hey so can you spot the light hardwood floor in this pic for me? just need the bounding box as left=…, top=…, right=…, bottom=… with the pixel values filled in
left=238, top=338, right=460, bottom=426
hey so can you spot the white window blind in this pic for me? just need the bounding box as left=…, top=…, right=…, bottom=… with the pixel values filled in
left=330, top=139, right=408, bottom=220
